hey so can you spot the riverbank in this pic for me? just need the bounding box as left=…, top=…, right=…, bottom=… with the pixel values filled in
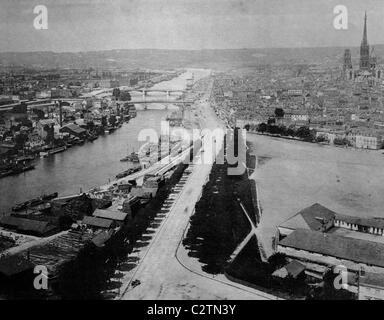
left=0, top=69, right=210, bottom=214
left=0, top=110, right=171, bottom=214
left=248, top=130, right=383, bottom=152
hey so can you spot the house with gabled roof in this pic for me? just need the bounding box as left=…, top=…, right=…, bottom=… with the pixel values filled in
left=278, top=203, right=336, bottom=238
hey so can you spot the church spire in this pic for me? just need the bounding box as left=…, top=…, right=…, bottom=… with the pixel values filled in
left=360, top=11, right=370, bottom=70
left=362, top=11, right=368, bottom=45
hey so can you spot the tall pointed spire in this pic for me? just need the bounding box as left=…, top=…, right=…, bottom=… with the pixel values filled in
left=362, top=11, right=368, bottom=45
left=360, top=11, right=370, bottom=70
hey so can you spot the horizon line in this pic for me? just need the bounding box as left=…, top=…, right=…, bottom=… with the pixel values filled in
left=2, top=43, right=384, bottom=55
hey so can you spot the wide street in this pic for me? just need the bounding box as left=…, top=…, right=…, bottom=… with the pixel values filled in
left=119, top=80, right=277, bottom=300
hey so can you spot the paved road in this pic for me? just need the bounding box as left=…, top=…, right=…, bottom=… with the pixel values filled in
left=121, top=159, right=274, bottom=299
left=120, top=79, right=277, bottom=300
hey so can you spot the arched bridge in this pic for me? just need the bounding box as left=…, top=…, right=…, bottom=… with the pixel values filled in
left=127, top=88, right=187, bottom=99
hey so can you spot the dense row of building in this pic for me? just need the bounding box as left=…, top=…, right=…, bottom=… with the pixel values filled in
left=0, top=69, right=163, bottom=100
left=211, top=14, right=384, bottom=150
left=0, top=67, right=173, bottom=169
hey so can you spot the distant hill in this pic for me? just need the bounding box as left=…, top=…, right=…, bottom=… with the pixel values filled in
left=1, top=46, right=383, bottom=70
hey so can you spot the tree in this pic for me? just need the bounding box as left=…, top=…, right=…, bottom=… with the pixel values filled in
left=109, top=115, right=117, bottom=127
left=286, top=127, right=295, bottom=137
left=316, top=135, right=328, bottom=143
left=33, top=109, right=45, bottom=120
left=258, top=123, right=267, bottom=133
left=112, top=88, right=121, bottom=99
left=274, top=108, right=285, bottom=118
left=279, top=125, right=288, bottom=136
left=14, top=132, right=28, bottom=149
left=120, top=91, right=131, bottom=101
left=296, top=126, right=314, bottom=141
left=322, top=269, right=356, bottom=300
left=268, top=125, right=279, bottom=134
left=101, top=116, right=108, bottom=127
left=268, top=253, right=287, bottom=270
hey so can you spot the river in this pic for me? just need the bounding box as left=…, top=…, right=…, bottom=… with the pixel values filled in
left=0, top=69, right=209, bottom=214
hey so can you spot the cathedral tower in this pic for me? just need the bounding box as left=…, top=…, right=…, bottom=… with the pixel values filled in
left=360, top=12, right=370, bottom=70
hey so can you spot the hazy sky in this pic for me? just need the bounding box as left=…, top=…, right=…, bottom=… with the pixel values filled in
left=1, top=0, right=384, bottom=52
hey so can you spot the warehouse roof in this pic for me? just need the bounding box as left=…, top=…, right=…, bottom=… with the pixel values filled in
left=82, top=216, right=114, bottom=229
left=93, top=208, right=128, bottom=222
left=0, top=216, right=56, bottom=235
left=279, top=203, right=336, bottom=231
left=360, top=272, right=384, bottom=289
left=279, top=229, right=384, bottom=268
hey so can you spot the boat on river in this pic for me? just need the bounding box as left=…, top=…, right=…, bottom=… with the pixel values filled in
left=16, top=155, right=35, bottom=163
left=88, top=135, right=98, bottom=142
left=115, top=166, right=141, bottom=179
left=49, top=146, right=67, bottom=155
left=12, top=192, right=58, bottom=212
left=0, top=170, right=13, bottom=178
left=12, top=201, right=29, bottom=211
left=41, top=146, right=66, bottom=157
left=11, top=163, right=35, bottom=174
left=42, top=192, right=58, bottom=201
left=120, top=150, right=140, bottom=163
